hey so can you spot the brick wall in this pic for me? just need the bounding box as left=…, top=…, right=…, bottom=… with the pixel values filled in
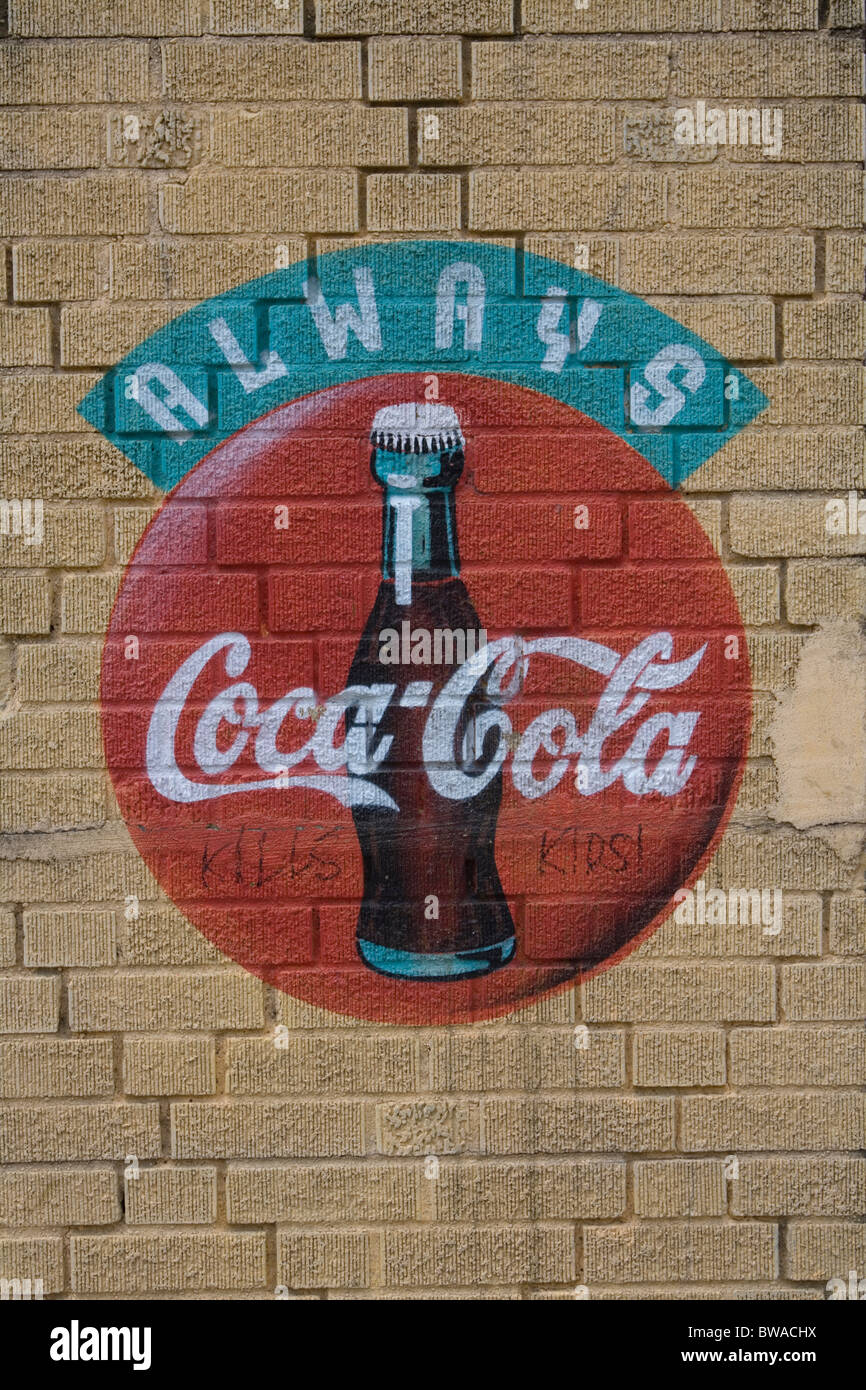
left=0, top=1, right=864, bottom=1300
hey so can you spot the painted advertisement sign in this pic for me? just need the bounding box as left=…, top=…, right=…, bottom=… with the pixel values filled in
left=80, top=240, right=764, bottom=1023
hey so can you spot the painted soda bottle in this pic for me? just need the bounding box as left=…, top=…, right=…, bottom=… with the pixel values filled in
left=346, top=401, right=516, bottom=979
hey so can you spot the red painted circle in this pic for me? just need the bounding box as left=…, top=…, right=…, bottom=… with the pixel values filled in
left=102, top=373, right=750, bottom=1023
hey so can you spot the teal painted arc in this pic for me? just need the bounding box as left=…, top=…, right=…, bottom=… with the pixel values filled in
left=77, top=239, right=767, bottom=491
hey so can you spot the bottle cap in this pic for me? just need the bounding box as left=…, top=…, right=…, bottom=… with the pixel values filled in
left=370, top=402, right=464, bottom=454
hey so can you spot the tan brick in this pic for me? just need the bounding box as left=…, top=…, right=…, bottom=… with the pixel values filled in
left=368, top=37, right=462, bottom=100
left=125, top=1167, right=217, bottom=1225
left=707, top=828, right=852, bottom=889
left=12, top=0, right=203, bottom=34
left=732, top=1158, right=866, bottom=1218
left=377, top=1099, right=479, bottom=1155
left=732, top=762, right=778, bottom=822
left=829, top=893, right=866, bottom=954
left=750, top=366, right=865, bottom=426
left=727, top=101, right=863, bottom=164
left=0, top=503, right=105, bottom=567
left=825, top=232, right=865, bottom=292
left=524, top=233, right=618, bottom=284
left=0, top=307, right=51, bottom=365
left=337, top=1285, right=519, bottom=1300
left=583, top=963, right=774, bottom=1023
left=68, top=970, right=265, bottom=1032
left=419, top=104, right=613, bottom=167
left=621, top=233, right=814, bottom=295
left=428, top=1028, right=624, bottom=1090
left=730, top=1026, right=866, bottom=1087
left=0, top=109, right=102, bottom=170
left=680, top=1093, right=865, bottom=1151
left=161, top=171, right=357, bottom=234
left=829, top=0, right=864, bottom=21
left=635, top=893, right=821, bottom=958
left=786, top=1222, right=866, bottom=1281
left=433, top=1159, right=625, bottom=1221
left=0, top=372, right=101, bottom=432
left=781, top=963, right=865, bottom=1021
left=786, top=560, right=866, bottom=623
left=318, top=0, right=512, bottom=31
left=585, top=1222, right=776, bottom=1282
left=71, top=1233, right=266, bottom=1292
left=60, top=304, right=176, bottom=367
left=61, top=573, right=121, bottom=634
left=367, top=173, right=461, bottom=232
left=123, top=1037, right=216, bottom=1096
left=524, top=0, right=818, bottom=30
left=17, top=642, right=101, bottom=702
left=0, top=911, right=14, bottom=968
left=0, top=1103, right=160, bottom=1162
left=0, top=717, right=101, bottom=772
left=13, top=241, right=102, bottom=301
left=684, top=428, right=865, bottom=492
left=0, top=576, right=51, bottom=634
left=634, top=1159, right=727, bottom=1217
left=648, top=297, right=775, bottom=361
left=383, top=1225, right=574, bottom=1287
left=675, top=36, right=862, bottom=97
left=727, top=565, right=780, bottom=624
left=0, top=176, right=149, bottom=236
left=0, top=1168, right=119, bottom=1226
left=0, top=438, right=154, bottom=500
left=123, top=903, right=224, bottom=967
left=484, top=1097, right=675, bottom=1154
left=0, top=39, right=151, bottom=101
left=114, top=505, right=153, bottom=565
left=0, top=1038, right=112, bottom=1097
left=213, top=105, right=407, bottom=167
left=162, top=38, right=360, bottom=100
left=0, top=847, right=157, bottom=904
left=110, top=237, right=305, bottom=300
left=783, top=300, right=866, bottom=360
left=0, top=1237, right=64, bottom=1291
left=172, top=1101, right=365, bottom=1158
left=633, top=1029, right=725, bottom=1087
left=0, top=975, right=59, bottom=1033
left=731, top=495, right=866, bottom=559
left=226, top=1035, right=418, bottom=1094
left=22, top=907, right=114, bottom=967
left=277, top=1229, right=370, bottom=1289
left=679, top=169, right=863, bottom=230
left=471, top=170, right=667, bottom=231
left=585, top=1284, right=821, bottom=1301
left=227, top=1162, right=419, bottom=1223
left=211, top=0, right=303, bottom=33
left=473, top=39, right=669, bottom=100
left=0, top=775, right=107, bottom=833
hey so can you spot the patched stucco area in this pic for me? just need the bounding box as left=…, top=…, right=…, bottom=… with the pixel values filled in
left=771, top=622, right=866, bottom=831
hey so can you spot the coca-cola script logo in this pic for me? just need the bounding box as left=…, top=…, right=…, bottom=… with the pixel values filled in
left=84, top=241, right=762, bottom=1023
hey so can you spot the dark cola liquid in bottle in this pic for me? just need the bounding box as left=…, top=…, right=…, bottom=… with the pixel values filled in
left=346, top=402, right=516, bottom=980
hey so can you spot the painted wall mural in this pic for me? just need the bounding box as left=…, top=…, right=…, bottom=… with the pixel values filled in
left=81, top=241, right=765, bottom=1023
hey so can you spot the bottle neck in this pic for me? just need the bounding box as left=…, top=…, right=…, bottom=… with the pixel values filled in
left=382, top=483, right=460, bottom=603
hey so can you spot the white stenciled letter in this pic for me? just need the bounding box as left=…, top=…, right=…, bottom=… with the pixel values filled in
left=536, top=287, right=603, bottom=373
left=303, top=267, right=382, bottom=360
left=208, top=316, right=288, bottom=394
left=125, top=363, right=209, bottom=439
left=629, top=344, right=706, bottom=427
left=434, top=261, right=486, bottom=352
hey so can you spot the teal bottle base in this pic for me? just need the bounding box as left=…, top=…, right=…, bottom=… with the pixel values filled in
left=357, top=936, right=516, bottom=980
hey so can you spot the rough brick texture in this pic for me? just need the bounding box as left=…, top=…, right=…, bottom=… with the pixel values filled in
left=0, top=0, right=862, bottom=1306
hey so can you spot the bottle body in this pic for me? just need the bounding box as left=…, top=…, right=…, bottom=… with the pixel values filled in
left=347, top=576, right=515, bottom=980
left=346, top=401, right=515, bottom=980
